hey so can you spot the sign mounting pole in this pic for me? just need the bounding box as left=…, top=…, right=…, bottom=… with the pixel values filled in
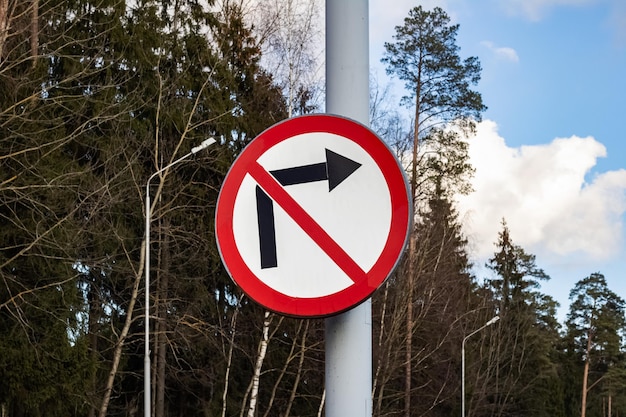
left=325, top=1, right=372, bottom=417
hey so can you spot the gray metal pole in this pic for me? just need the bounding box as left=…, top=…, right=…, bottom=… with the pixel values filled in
left=325, top=1, right=371, bottom=417
left=461, top=316, right=499, bottom=417
left=144, top=138, right=215, bottom=417
left=144, top=187, right=151, bottom=417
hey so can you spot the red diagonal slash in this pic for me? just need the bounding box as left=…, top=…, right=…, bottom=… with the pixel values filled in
left=248, top=160, right=367, bottom=283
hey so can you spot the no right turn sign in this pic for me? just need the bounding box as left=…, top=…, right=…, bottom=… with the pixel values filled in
left=215, top=114, right=411, bottom=317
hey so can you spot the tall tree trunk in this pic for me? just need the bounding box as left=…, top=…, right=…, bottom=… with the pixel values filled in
left=581, top=330, right=593, bottom=417
left=88, top=280, right=102, bottom=417
left=404, top=239, right=415, bottom=417
left=373, top=280, right=390, bottom=415
left=404, top=56, right=422, bottom=417
left=581, top=358, right=589, bottom=417
left=0, top=0, right=9, bottom=62
left=30, top=0, right=38, bottom=65
left=98, top=245, right=145, bottom=417
left=155, top=230, right=170, bottom=417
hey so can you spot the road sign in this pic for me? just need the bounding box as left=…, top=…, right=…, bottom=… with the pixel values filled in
left=215, top=114, right=411, bottom=317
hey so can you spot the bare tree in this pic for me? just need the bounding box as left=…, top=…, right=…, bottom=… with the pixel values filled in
left=249, top=0, right=323, bottom=116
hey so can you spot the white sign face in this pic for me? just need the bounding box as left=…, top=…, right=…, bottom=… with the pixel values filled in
left=215, top=114, right=411, bottom=317
left=233, top=131, right=392, bottom=298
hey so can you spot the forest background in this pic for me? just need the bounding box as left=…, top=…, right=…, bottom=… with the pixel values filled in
left=1, top=1, right=625, bottom=417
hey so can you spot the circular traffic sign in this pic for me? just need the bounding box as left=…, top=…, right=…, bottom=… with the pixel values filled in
left=215, top=114, right=411, bottom=317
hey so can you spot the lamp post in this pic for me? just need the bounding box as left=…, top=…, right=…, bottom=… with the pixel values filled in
left=144, top=138, right=216, bottom=417
left=462, top=315, right=499, bottom=417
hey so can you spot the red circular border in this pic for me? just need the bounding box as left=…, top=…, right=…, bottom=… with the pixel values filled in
left=215, top=114, right=411, bottom=317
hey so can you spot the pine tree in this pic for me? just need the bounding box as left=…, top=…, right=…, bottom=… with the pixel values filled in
left=565, top=273, right=626, bottom=417
left=481, top=220, right=562, bottom=417
left=381, top=8, right=485, bottom=415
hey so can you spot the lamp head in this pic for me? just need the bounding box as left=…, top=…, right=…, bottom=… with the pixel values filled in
left=486, top=316, right=500, bottom=326
left=191, top=138, right=217, bottom=154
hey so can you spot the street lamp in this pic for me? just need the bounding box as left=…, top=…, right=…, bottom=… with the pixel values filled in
left=144, top=138, right=216, bottom=417
left=462, top=315, right=499, bottom=417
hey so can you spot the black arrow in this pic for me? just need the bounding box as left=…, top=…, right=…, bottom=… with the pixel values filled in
left=257, top=149, right=361, bottom=269
left=270, top=148, right=362, bottom=191
left=256, top=185, right=277, bottom=269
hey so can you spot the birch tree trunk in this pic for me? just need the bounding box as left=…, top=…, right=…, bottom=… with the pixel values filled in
left=222, top=305, right=240, bottom=417
left=262, top=320, right=303, bottom=417
left=317, top=389, right=325, bottom=417
left=247, top=311, right=272, bottom=417
left=98, top=246, right=145, bottom=417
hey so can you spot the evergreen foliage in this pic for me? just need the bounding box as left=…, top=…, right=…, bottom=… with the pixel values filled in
left=564, top=273, right=626, bottom=417
left=480, top=221, right=562, bottom=417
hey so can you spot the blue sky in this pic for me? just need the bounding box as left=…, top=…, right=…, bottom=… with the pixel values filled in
left=369, top=0, right=626, bottom=322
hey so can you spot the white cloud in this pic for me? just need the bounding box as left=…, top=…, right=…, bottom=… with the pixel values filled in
left=457, top=120, right=626, bottom=260
left=481, top=41, right=520, bottom=62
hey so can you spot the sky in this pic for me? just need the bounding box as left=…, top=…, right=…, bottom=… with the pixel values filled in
left=368, top=0, right=626, bottom=323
